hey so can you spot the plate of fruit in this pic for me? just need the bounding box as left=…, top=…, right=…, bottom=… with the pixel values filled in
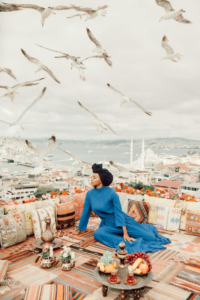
left=97, top=251, right=118, bottom=273
left=125, top=252, right=152, bottom=275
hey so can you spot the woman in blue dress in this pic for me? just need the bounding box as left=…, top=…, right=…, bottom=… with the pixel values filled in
left=78, top=163, right=171, bottom=254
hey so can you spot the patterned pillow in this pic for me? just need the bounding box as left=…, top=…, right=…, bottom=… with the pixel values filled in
left=167, top=207, right=182, bottom=231
left=0, top=260, right=10, bottom=283
left=15, top=203, right=36, bottom=236
left=128, top=199, right=148, bottom=224
left=31, top=206, right=56, bottom=239
left=156, top=205, right=170, bottom=230
left=4, top=204, right=17, bottom=215
left=186, top=210, right=200, bottom=236
left=148, top=204, right=158, bottom=225
left=143, top=202, right=149, bottom=216
left=174, top=200, right=187, bottom=230
left=0, top=212, right=26, bottom=249
left=58, top=195, right=74, bottom=204
left=56, top=202, right=75, bottom=229
left=24, top=284, right=73, bottom=300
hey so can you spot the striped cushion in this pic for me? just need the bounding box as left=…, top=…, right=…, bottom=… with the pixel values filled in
left=186, top=210, right=200, bottom=236
left=24, top=284, right=73, bottom=300
left=0, top=260, right=10, bottom=283
left=128, top=199, right=148, bottom=224
left=56, top=202, right=75, bottom=229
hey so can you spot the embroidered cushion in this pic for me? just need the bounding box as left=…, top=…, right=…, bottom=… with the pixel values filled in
left=24, top=284, right=73, bottom=300
left=4, top=205, right=17, bottom=215
left=58, top=195, right=74, bottom=204
left=15, top=203, right=36, bottom=236
left=128, top=199, right=148, bottom=224
left=0, top=212, right=26, bottom=249
left=186, top=210, right=200, bottom=236
left=71, top=192, right=87, bottom=221
left=31, top=206, right=56, bottom=239
left=143, top=202, right=149, bottom=216
left=167, top=207, right=182, bottom=231
left=56, top=202, right=75, bottom=229
left=156, top=204, right=170, bottom=230
left=174, top=200, right=187, bottom=230
left=148, top=204, right=158, bottom=225
left=0, top=260, right=10, bottom=283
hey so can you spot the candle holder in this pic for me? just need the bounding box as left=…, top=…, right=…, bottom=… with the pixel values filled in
left=116, top=241, right=127, bottom=268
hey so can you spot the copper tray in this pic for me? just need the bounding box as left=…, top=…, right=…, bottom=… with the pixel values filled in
left=32, top=238, right=63, bottom=249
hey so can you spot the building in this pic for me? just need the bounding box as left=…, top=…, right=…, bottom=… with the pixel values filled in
left=154, top=180, right=183, bottom=192
left=6, top=183, right=39, bottom=200
left=180, top=181, right=200, bottom=197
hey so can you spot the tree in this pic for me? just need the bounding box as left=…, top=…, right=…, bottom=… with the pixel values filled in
left=127, top=181, right=155, bottom=191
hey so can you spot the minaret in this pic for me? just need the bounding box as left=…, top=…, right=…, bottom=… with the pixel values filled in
left=141, top=137, right=144, bottom=170
left=130, top=137, right=133, bottom=164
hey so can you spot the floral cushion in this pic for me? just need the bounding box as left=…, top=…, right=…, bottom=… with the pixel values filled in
left=0, top=260, right=10, bottom=283
left=4, top=205, right=17, bottom=215
left=186, top=210, right=200, bottom=236
left=0, top=212, right=26, bottom=249
left=56, top=202, right=75, bottom=229
left=31, top=206, right=56, bottom=239
left=15, top=203, right=36, bottom=236
left=128, top=199, right=148, bottom=224
left=148, top=204, right=158, bottom=225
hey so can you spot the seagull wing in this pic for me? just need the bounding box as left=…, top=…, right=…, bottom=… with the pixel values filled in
left=97, top=5, right=109, bottom=11
left=15, top=87, right=46, bottom=124
left=58, top=147, right=83, bottom=165
left=39, top=135, right=56, bottom=164
left=78, top=101, right=100, bottom=121
left=81, top=160, right=92, bottom=166
left=53, top=6, right=71, bottom=10
left=70, top=5, right=93, bottom=13
left=173, top=14, right=191, bottom=24
left=162, top=36, right=174, bottom=54
left=13, top=78, right=45, bottom=90
left=103, top=122, right=119, bottom=136
left=21, top=49, right=41, bottom=65
left=104, top=56, right=112, bottom=67
left=109, top=161, right=128, bottom=173
left=155, top=0, right=174, bottom=12
left=67, top=13, right=87, bottom=19
left=0, top=119, right=11, bottom=125
left=25, top=140, right=41, bottom=155
left=3, top=68, right=17, bottom=80
left=18, top=4, right=45, bottom=13
left=41, top=65, right=61, bottom=84
left=86, top=28, right=102, bottom=48
left=36, top=44, right=69, bottom=57
left=0, top=85, right=8, bottom=90
left=107, top=84, right=125, bottom=97
left=129, top=98, right=152, bottom=116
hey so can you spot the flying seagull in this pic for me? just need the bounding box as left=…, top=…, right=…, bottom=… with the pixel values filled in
left=67, top=5, right=108, bottom=21
left=30, top=135, right=56, bottom=175
left=36, top=44, right=86, bottom=80
left=155, top=0, right=191, bottom=23
left=21, top=49, right=60, bottom=84
left=107, top=84, right=152, bottom=116
left=82, top=54, right=112, bottom=67
left=0, top=67, right=17, bottom=81
left=0, top=2, right=22, bottom=12
left=58, top=147, right=92, bottom=167
left=86, top=28, right=108, bottom=55
left=109, top=161, right=134, bottom=175
left=161, top=36, right=181, bottom=62
left=0, top=78, right=45, bottom=102
left=78, top=101, right=119, bottom=135
left=0, top=87, right=46, bottom=138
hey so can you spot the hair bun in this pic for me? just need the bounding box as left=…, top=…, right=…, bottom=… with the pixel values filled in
left=92, top=163, right=103, bottom=173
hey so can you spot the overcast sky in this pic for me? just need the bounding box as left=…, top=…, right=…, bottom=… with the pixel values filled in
left=0, top=0, right=200, bottom=141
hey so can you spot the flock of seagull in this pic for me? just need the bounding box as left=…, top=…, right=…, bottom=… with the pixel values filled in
left=0, top=0, right=193, bottom=174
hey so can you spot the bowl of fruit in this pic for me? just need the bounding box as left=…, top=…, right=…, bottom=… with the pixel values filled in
left=97, top=251, right=118, bottom=273
left=125, top=252, right=152, bottom=275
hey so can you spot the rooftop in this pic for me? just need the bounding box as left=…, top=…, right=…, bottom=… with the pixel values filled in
left=154, top=180, right=183, bottom=188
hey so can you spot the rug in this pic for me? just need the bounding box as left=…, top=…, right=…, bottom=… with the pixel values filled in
left=73, top=259, right=98, bottom=278
left=0, top=236, right=36, bottom=256
left=70, top=245, right=103, bottom=259
left=166, top=239, right=200, bottom=257
left=5, top=250, right=38, bottom=272
left=187, top=293, right=200, bottom=300
left=170, top=264, right=200, bottom=293
left=86, top=242, right=116, bottom=255
left=193, top=237, right=200, bottom=244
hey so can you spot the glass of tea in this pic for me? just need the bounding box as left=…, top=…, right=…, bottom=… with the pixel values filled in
left=109, top=268, right=118, bottom=283
left=126, top=269, right=136, bottom=284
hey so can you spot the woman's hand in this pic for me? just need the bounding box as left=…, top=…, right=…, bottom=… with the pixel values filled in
left=123, top=232, right=135, bottom=244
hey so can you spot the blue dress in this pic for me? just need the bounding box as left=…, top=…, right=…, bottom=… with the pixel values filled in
left=78, top=186, right=171, bottom=254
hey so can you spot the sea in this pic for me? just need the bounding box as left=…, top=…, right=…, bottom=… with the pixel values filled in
left=0, top=142, right=195, bottom=173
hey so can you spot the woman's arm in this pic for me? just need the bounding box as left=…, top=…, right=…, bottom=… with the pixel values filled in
left=122, top=226, right=135, bottom=244
left=77, top=193, right=91, bottom=232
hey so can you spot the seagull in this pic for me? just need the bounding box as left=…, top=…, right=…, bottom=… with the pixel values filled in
left=107, top=84, right=152, bottom=116
left=30, top=135, right=56, bottom=175
left=161, top=36, right=181, bottom=62
left=58, top=147, right=92, bottom=167
left=82, top=54, right=112, bottom=67
left=21, top=49, right=60, bottom=84
left=86, top=28, right=108, bottom=55
left=0, top=87, right=46, bottom=138
left=78, top=101, right=119, bottom=135
left=25, top=140, right=62, bottom=168
left=0, top=67, right=17, bottom=81
left=67, top=5, right=108, bottom=21
left=0, top=2, right=22, bottom=12
left=155, top=0, right=191, bottom=23
left=109, top=161, right=133, bottom=175
left=0, top=78, right=44, bottom=102
left=36, top=44, right=86, bottom=81
left=18, top=4, right=56, bottom=27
